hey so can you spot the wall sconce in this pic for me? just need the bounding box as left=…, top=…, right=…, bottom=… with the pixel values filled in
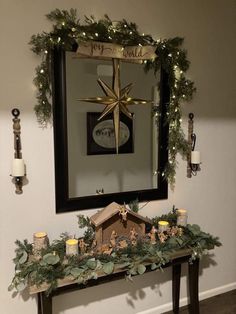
left=11, top=108, right=26, bottom=194
left=187, top=113, right=201, bottom=178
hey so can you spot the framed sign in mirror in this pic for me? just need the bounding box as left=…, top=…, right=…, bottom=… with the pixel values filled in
left=52, top=47, right=169, bottom=213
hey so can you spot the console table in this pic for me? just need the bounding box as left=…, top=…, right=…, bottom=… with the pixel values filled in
left=29, top=249, right=200, bottom=314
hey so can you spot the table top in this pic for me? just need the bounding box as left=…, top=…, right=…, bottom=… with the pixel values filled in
left=29, top=248, right=192, bottom=295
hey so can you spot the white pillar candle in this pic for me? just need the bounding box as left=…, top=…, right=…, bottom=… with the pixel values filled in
left=153, top=86, right=159, bottom=105
left=176, top=209, right=188, bottom=226
left=11, top=158, right=25, bottom=176
left=191, top=151, right=201, bottom=164
left=158, top=220, right=169, bottom=232
left=33, top=232, right=48, bottom=252
left=66, top=239, right=78, bottom=256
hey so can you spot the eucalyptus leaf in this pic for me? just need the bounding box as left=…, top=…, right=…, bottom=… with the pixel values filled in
left=137, top=264, right=146, bottom=275
left=102, top=262, right=114, bottom=275
left=16, top=281, right=27, bottom=292
left=129, top=267, right=137, bottom=275
left=70, top=267, right=84, bottom=278
left=151, top=263, right=158, bottom=270
left=86, top=258, right=97, bottom=270
left=8, top=283, right=14, bottom=292
left=19, top=251, right=28, bottom=264
left=43, top=253, right=60, bottom=265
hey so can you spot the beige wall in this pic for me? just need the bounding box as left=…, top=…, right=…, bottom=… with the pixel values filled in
left=1, top=1, right=236, bottom=313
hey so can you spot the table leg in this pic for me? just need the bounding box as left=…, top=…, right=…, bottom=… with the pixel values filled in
left=188, top=258, right=200, bottom=314
left=37, top=292, right=52, bottom=314
left=172, top=263, right=181, bottom=314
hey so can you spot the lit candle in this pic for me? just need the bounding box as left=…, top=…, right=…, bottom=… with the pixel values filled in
left=66, top=239, right=78, bottom=256
left=176, top=209, right=188, bottom=226
left=153, top=86, right=159, bottom=105
left=33, top=232, right=48, bottom=252
left=158, top=220, right=169, bottom=232
left=11, top=158, right=25, bottom=177
left=191, top=151, right=201, bottom=164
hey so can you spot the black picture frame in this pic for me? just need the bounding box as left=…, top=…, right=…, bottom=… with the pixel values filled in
left=87, top=112, right=134, bottom=155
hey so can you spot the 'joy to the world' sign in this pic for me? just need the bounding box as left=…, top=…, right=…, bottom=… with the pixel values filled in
left=76, top=41, right=157, bottom=61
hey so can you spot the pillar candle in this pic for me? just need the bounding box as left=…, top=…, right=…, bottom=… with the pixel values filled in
left=176, top=209, right=188, bottom=226
left=66, top=239, right=78, bottom=256
left=11, top=158, right=25, bottom=176
left=158, top=220, right=169, bottom=232
left=153, top=86, right=159, bottom=105
left=191, top=151, right=201, bottom=164
left=33, top=232, right=48, bottom=251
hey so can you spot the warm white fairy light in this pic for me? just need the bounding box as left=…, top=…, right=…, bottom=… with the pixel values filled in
left=95, top=32, right=98, bottom=37
left=44, top=50, right=48, bottom=54
left=124, top=24, right=127, bottom=28
left=57, top=37, right=61, bottom=43
left=109, top=36, right=112, bottom=40
left=82, top=32, right=86, bottom=36
left=139, top=43, right=142, bottom=46
left=40, top=69, right=44, bottom=73
left=71, top=27, right=76, bottom=32
left=129, top=31, right=133, bottom=35
left=61, top=21, right=65, bottom=26
left=168, top=53, right=172, bottom=57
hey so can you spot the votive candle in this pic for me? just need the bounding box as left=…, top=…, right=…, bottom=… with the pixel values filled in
left=66, top=239, right=78, bottom=256
left=158, top=220, right=169, bottom=232
left=177, top=209, right=188, bottom=226
left=33, top=232, right=48, bottom=251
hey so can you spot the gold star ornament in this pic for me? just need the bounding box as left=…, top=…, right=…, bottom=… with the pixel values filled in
left=79, top=58, right=151, bottom=153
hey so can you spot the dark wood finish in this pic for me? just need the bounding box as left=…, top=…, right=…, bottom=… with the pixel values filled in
left=52, top=47, right=169, bottom=213
left=173, top=263, right=182, bottom=313
left=36, top=255, right=200, bottom=314
left=189, top=259, right=200, bottom=314
left=38, top=292, right=52, bottom=314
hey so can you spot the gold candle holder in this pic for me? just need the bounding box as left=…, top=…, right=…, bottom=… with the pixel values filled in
left=158, top=220, right=169, bottom=232
left=66, top=239, right=79, bottom=256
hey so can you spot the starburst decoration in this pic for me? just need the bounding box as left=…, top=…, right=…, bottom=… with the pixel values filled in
left=79, top=58, right=151, bottom=153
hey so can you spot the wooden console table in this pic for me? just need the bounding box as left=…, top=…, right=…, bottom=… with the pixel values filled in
left=30, top=250, right=199, bottom=314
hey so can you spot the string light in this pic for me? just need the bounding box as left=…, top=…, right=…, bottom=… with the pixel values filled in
left=57, top=37, right=61, bottom=43
left=71, top=27, right=76, bottom=32
left=44, top=50, right=48, bottom=54
left=61, top=21, right=65, bottom=26
left=95, top=32, right=98, bottom=37
left=82, top=32, right=86, bottom=36
left=40, top=69, right=44, bottom=73
left=129, top=31, right=133, bottom=35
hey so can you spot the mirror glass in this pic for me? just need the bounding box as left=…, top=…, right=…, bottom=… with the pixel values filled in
left=52, top=48, right=169, bottom=212
left=66, top=52, right=160, bottom=198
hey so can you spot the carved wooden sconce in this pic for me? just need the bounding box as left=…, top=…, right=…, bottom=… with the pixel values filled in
left=11, top=108, right=26, bottom=194
left=187, top=113, right=201, bottom=178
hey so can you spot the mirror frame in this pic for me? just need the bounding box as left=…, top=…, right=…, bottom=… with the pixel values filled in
left=52, top=47, right=169, bottom=213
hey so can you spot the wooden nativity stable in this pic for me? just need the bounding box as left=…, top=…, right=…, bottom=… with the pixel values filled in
left=90, top=202, right=152, bottom=247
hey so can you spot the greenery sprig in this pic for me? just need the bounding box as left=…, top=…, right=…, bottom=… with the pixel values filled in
left=29, top=8, right=196, bottom=184
left=10, top=209, right=220, bottom=296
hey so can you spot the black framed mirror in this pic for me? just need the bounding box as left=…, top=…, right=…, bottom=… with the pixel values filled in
left=52, top=46, right=169, bottom=213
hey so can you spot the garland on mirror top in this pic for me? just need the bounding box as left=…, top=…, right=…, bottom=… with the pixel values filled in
left=9, top=208, right=221, bottom=296
left=29, top=9, right=196, bottom=184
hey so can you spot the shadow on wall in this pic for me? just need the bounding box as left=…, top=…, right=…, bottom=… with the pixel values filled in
left=49, top=255, right=216, bottom=313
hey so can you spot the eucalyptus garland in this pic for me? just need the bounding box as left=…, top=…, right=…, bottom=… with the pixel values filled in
left=29, top=9, right=196, bottom=184
left=9, top=209, right=220, bottom=296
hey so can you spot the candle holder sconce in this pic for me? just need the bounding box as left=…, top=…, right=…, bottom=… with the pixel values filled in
left=11, top=108, right=26, bottom=194
left=187, top=113, right=201, bottom=178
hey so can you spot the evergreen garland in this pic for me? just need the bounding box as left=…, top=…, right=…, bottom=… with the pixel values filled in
left=29, top=9, right=196, bottom=184
left=9, top=209, right=221, bottom=296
